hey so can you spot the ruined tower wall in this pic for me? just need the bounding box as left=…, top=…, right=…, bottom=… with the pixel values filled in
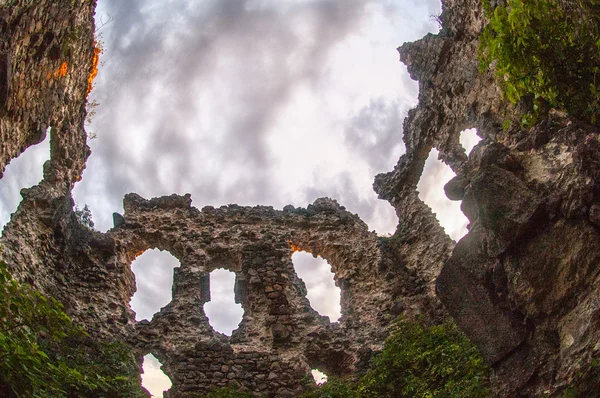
left=3, top=0, right=600, bottom=396
left=376, top=0, right=600, bottom=396
left=0, top=1, right=93, bottom=181
left=0, top=2, right=445, bottom=396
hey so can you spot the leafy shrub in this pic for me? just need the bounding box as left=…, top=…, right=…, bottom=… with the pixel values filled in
left=74, top=204, right=95, bottom=229
left=302, top=377, right=360, bottom=398
left=357, top=321, right=490, bottom=397
left=479, top=0, right=600, bottom=127
left=0, top=261, right=145, bottom=397
left=40, top=336, right=147, bottom=397
left=303, top=321, right=490, bottom=398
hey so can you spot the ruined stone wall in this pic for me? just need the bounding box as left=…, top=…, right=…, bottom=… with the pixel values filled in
left=0, top=0, right=95, bottom=298
left=0, top=2, right=444, bottom=396
left=376, top=0, right=600, bottom=396
left=3, top=0, right=600, bottom=396
left=112, top=193, right=437, bottom=396
left=0, top=0, right=93, bottom=181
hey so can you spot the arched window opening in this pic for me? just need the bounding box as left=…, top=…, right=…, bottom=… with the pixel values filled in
left=130, top=249, right=180, bottom=321
left=312, top=369, right=328, bottom=385
left=141, top=354, right=172, bottom=398
left=0, top=130, right=50, bottom=230
left=417, top=149, right=469, bottom=241
left=292, top=251, right=341, bottom=322
left=203, top=268, right=244, bottom=336
left=459, top=128, right=481, bottom=156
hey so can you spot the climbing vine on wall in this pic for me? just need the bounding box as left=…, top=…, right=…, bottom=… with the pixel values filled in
left=479, top=0, right=600, bottom=127
left=0, top=261, right=145, bottom=397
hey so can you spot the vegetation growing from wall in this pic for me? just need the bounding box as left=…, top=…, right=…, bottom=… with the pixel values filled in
left=479, top=0, right=600, bottom=127
left=302, top=320, right=491, bottom=398
left=197, top=321, right=490, bottom=398
left=74, top=203, right=95, bottom=230
left=0, top=261, right=145, bottom=397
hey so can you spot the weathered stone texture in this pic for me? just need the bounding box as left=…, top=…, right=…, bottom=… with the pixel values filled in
left=0, top=2, right=444, bottom=386
left=117, top=194, right=437, bottom=396
left=3, top=0, right=600, bottom=396
left=381, top=0, right=600, bottom=395
left=0, top=0, right=93, bottom=182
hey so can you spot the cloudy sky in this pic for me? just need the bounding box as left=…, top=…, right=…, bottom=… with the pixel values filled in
left=0, top=0, right=485, bottom=395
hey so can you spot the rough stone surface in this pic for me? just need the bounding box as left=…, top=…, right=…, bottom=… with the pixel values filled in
left=0, top=1, right=444, bottom=389
left=3, top=0, right=600, bottom=396
left=117, top=194, right=441, bottom=396
left=0, top=2, right=445, bottom=395
left=0, top=1, right=93, bottom=181
left=379, top=0, right=600, bottom=396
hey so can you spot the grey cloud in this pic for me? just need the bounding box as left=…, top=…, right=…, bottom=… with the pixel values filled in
left=204, top=269, right=243, bottom=334
left=0, top=135, right=50, bottom=230
left=304, top=179, right=375, bottom=225
left=343, top=98, right=407, bottom=174
left=204, top=298, right=244, bottom=335
left=305, top=169, right=397, bottom=234
left=400, top=65, right=419, bottom=93
left=130, top=249, right=181, bottom=321
left=84, top=0, right=381, bottom=226
left=417, top=150, right=468, bottom=241
left=292, top=251, right=340, bottom=320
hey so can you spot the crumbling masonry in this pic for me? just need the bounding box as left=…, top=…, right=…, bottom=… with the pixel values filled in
left=2, top=0, right=600, bottom=396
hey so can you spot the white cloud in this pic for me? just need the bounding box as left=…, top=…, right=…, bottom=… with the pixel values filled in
left=0, top=132, right=50, bottom=231
left=141, top=354, right=172, bottom=397
left=292, top=251, right=341, bottom=321
left=204, top=269, right=244, bottom=335
left=130, top=249, right=180, bottom=322
left=460, top=128, right=481, bottom=155
left=417, top=149, right=469, bottom=241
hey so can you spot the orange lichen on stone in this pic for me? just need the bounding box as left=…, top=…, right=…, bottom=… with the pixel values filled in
left=47, top=61, right=68, bottom=80
left=133, top=249, right=146, bottom=259
left=86, top=43, right=101, bottom=96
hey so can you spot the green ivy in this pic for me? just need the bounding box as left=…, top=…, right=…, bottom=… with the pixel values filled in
left=479, top=0, right=600, bottom=127
left=0, top=261, right=145, bottom=397
left=303, top=321, right=490, bottom=398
